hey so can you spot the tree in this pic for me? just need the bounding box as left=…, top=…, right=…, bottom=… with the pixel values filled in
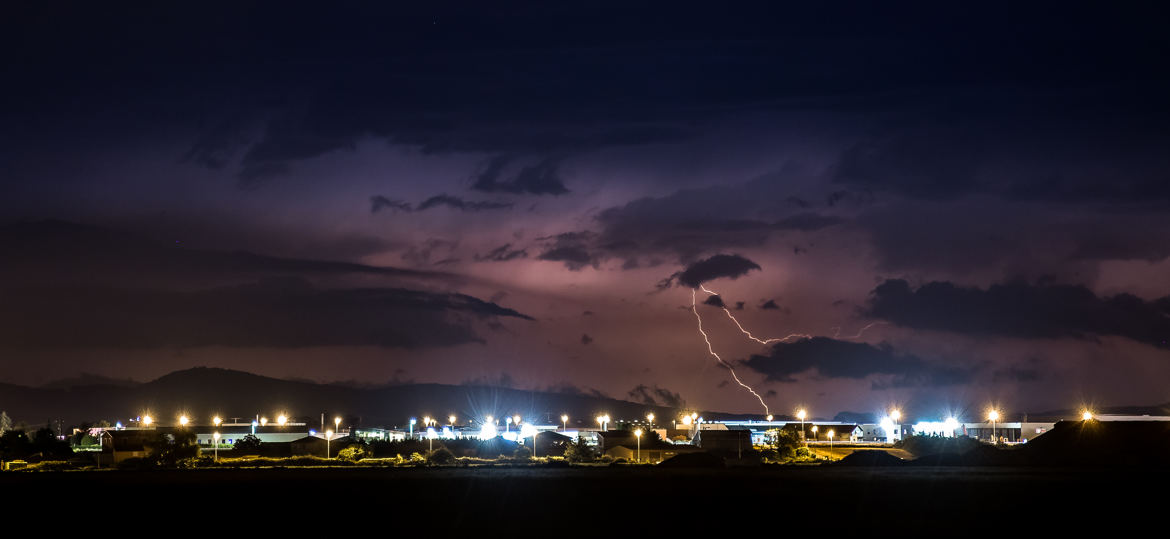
left=563, top=435, right=596, bottom=463
left=233, top=434, right=262, bottom=454
left=768, top=428, right=802, bottom=460
left=144, top=430, right=199, bottom=467
left=0, top=430, right=31, bottom=460
left=30, top=426, right=72, bottom=460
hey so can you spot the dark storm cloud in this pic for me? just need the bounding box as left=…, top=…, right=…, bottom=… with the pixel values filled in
left=370, top=194, right=513, bottom=213
left=0, top=221, right=439, bottom=288
left=627, top=384, right=685, bottom=408
left=831, top=100, right=1170, bottom=205
left=867, top=279, right=1170, bottom=348
left=702, top=295, right=727, bottom=308
left=742, top=337, right=971, bottom=387
left=474, top=244, right=529, bottom=262
left=0, top=221, right=534, bottom=350
left=6, top=3, right=1168, bottom=191
left=370, top=196, right=413, bottom=213
left=535, top=232, right=600, bottom=270
left=0, top=278, right=531, bottom=349
left=592, top=172, right=845, bottom=264
left=470, top=156, right=570, bottom=196
left=671, top=254, right=762, bottom=289
left=760, top=300, right=780, bottom=310
left=860, top=201, right=1170, bottom=276
left=581, top=334, right=594, bottom=346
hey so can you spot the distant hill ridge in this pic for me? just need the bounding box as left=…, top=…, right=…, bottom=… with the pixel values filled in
left=0, top=367, right=723, bottom=428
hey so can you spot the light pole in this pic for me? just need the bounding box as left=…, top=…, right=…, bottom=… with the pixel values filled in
left=827, top=429, right=835, bottom=459
left=797, top=409, right=807, bottom=447
left=634, top=428, right=642, bottom=463
left=409, top=418, right=416, bottom=440
left=596, top=415, right=604, bottom=432
left=561, top=414, right=568, bottom=431
left=213, top=431, right=220, bottom=462
left=334, top=416, right=342, bottom=435
left=988, top=410, right=1000, bottom=444
left=506, top=416, right=513, bottom=434
left=811, top=425, right=818, bottom=445
left=646, top=413, right=654, bottom=428
left=325, top=429, right=333, bottom=458
left=890, top=409, right=902, bottom=442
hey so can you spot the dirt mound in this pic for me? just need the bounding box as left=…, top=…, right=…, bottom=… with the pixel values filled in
left=834, top=450, right=904, bottom=467
left=657, top=451, right=725, bottom=468
left=1017, top=420, right=1170, bottom=467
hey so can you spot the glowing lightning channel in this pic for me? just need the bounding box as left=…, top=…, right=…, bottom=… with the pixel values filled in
left=692, top=288, right=771, bottom=415
left=699, top=284, right=812, bottom=344
left=837, top=321, right=886, bottom=340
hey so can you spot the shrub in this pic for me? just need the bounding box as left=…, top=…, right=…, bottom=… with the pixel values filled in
left=337, top=444, right=373, bottom=462
left=427, top=447, right=456, bottom=465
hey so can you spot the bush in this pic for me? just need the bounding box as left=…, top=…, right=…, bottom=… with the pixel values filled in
left=337, top=444, right=373, bottom=462
left=427, top=447, right=456, bottom=465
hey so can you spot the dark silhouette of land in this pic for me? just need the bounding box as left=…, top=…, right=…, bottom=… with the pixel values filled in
left=0, top=366, right=743, bottom=427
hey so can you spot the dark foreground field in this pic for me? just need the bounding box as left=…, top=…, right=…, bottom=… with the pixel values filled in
left=4, top=466, right=1160, bottom=530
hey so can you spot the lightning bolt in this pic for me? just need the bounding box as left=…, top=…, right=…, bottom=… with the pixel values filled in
left=692, top=283, right=885, bottom=415
left=835, top=321, right=886, bottom=340
left=692, top=287, right=771, bottom=415
left=700, top=284, right=812, bottom=344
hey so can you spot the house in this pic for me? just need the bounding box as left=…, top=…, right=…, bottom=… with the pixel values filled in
left=99, top=430, right=151, bottom=464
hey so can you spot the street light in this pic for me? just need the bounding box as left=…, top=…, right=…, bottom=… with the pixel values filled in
left=603, top=415, right=610, bottom=431
left=212, top=432, right=220, bottom=462
left=827, top=429, right=835, bottom=459
left=506, top=416, right=513, bottom=433
left=178, top=415, right=189, bottom=427
left=988, top=410, right=1000, bottom=444
left=890, top=409, right=902, bottom=442
left=1082, top=410, right=1093, bottom=421
left=634, top=428, right=643, bottom=463
left=646, top=413, right=655, bottom=428
left=811, top=425, right=818, bottom=442
left=561, top=414, right=568, bottom=431
left=797, top=409, right=807, bottom=445
left=277, top=414, right=287, bottom=427
left=260, top=417, right=268, bottom=427
left=596, top=415, right=604, bottom=431
left=334, top=416, right=342, bottom=434
left=449, top=415, right=456, bottom=427
left=142, top=415, right=153, bottom=427
left=325, top=429, right=333, bottom=458
left=513, top=415, right=521, bottom=427
left=409, top=418, right=416, bottom=439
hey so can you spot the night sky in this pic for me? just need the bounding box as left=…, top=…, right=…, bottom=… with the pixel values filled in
left=3, top=3, right=1169, bottom=418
